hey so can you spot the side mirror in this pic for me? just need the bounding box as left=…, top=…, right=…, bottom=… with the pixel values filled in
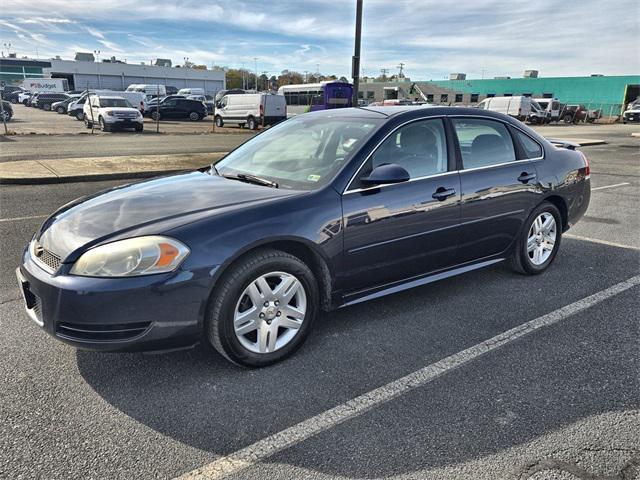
left=361, top=163, right=410, bottom=186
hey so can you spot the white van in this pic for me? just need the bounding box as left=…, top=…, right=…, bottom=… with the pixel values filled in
left=214, top=93, right=286, bottom=130
left=534, top=98, right=561, bottom=121
left=477, top=96, right=531, bottom=120
left=177, top=87, right=205, bottom=96
left=126, top=84, right=166, bottom=97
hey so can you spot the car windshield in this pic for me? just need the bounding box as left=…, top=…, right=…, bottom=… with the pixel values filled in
left=100, top=98, right=133, bottom=108
left=215, top=115, right=381, bottom=190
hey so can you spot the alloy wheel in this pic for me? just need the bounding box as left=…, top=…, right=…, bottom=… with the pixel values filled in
left=527, top=212, right=557, bottom=265
left=233, top=271, right=307, bottom=354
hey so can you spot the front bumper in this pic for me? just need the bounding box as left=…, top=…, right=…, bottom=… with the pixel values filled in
left=17, top=247, right=215, bottom=352
left=624, top=112, right=640, bottom=123
left=104, top=117, right=144, bottom=127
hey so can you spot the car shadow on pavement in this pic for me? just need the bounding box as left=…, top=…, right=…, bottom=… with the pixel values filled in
left=76, top=240, right=640, bottom=476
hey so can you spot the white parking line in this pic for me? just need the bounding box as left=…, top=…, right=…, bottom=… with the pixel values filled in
left=564, top=233, right=640, bottom=251
left=176, top=274, right=640, bottom=480
left=0, top=214, right=48, bottom=223
left=591, top=182, right=631, bottom=191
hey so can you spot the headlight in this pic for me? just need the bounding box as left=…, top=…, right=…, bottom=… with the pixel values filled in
left=106, top=111, right=115, bottom=116
left=70, top=236, right=189, bottom=277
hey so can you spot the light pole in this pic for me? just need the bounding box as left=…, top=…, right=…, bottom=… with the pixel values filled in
left=253, top=57, right=258, bottom=91
left=93, top=50, right=101, bottom=88
left=352, top=0, right=363, bottom=106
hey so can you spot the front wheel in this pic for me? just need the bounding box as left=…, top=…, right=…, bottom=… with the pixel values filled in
left=215, top=115, right=223, bottom=127
left=42, top=103, right=51, bottom=111
left=151, top=111, right=160, bottom=121
left=99, top=117, right=110, bottom=132
left=510, top=202, right=562, bottom=275
left=206, top=249, right=319, bottom=367
left=0, top=110, right=10, bottom=121
left=75, top=111, right=84, bottom=121
left=84, top=117, right=92, bottom=129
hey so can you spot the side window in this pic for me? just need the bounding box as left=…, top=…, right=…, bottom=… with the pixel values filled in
left=514, top=130, right=543, bottom=159
left=452, top=118, right=516, bottom=169
left=359, top=119, right=448, bottom=182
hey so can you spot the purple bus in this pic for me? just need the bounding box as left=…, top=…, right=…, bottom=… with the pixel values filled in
left=278, top=81, right=353, bottom=116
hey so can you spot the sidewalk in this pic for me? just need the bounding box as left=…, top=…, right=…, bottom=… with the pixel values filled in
left=0, top=152, right=227, bottom=184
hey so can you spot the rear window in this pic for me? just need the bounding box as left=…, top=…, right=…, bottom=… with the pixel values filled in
left=514, top=130, right=543, bottom=159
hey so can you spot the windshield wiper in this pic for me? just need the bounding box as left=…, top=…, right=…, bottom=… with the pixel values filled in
left=222, top=173, right=279, bottom=188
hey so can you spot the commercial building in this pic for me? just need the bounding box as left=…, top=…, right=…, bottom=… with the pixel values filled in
left=0, top=56, right=51, bottom=85
left=1, top=54, right=225, bottom=95
left=359, top=73, right=640, bottom=117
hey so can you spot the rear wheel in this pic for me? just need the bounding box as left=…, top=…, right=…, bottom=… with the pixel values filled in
left=0, top=110, right=11, bottom=121
left=151, top=111, right=161, bottom=121
left=75, top=111, right=84, bottom=121
left=42, top=103, right=51, bottom=111
left=206, top=249, right=319, bottom=367
left=563, top=113, right=573, bottom=123
left=189, top=111, right=200, bottom=121
left=247, top=116, right=257, bottom=130
left=10, top=98, right=18, bottom=104
left=510, top=202, right=562, bottom=275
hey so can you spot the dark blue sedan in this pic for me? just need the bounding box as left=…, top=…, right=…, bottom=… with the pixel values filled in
left=17, top=107, right=591, bottom=367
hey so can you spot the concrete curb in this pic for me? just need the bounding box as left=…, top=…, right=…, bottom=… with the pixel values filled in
left=0, top=152, right=228, bottom=185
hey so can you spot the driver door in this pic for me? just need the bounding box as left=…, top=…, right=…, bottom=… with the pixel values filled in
left=339, top=118, right=462, bottom=294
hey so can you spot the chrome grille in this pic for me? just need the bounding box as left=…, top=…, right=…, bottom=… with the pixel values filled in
left=32, top=242, right=62, bottom=273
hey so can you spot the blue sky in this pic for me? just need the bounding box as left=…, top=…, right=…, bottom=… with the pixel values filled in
left=1, top=0, right=638, bottom=80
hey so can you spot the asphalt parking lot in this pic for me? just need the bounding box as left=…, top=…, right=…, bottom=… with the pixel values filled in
left=0, top=126, right=638, bottom=479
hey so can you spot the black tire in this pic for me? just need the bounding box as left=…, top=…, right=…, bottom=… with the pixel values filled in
left=247, top=116, right=257, bottom=130
left=42, top=103, right=50, bottom=111
left=509, top=202, right=562, bottom=275
left=151, top=111, right=160, bottom=121
left=56, top=106, right=65, bottom=114
left=99, top=117, right=110, bottom=132
left=75, top=111, right=84, bottom=121
left=22, top=100, right=28, bottom=105
left=563, top=114, right=572, bottom=124
left=215, top=115, right=223, bottom=127
left=135, top=124, right=143, bottom=132
left=10, top=98, right=18, bottom=104
left=0, top=111, right=11, bottom=122
left=84, top=117, right=92, bottom=129
left=189, top=111, right=200, bottom=121
left=529, top=117, right=538, bottom=125
left=206, top=249, right=319, bottom=368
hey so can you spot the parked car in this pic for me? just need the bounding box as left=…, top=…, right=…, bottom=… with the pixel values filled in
left=623, top=100, right=640, bottom=123
left=165, top=86, right=178, bottom=95
left=18, top=91, right=32, bottom=104
left=25, top=92, right=39, bottom=106
left=143, top=95, right=185, bottom=115
left=1, top=85, right=24, bottom=100
left=35, top=93, right=71, bottom=111
left=17, top=106, right=590, bottom=366
left=215, top=93, right=286, bottom=129
left=67, top=95, right=87, bottom=120
left=52, top=95, right=81, bottom=114
left=3, top=88, right=25, bottom=104
left=83, top=95, right=144, bottom=132
left=150, top=98, right=207, bottom=121
left=477, top=96, right=532, bottom=121
left=0, top=100, right=13, bottom=121
left=186, top=94, right=215, bottom=114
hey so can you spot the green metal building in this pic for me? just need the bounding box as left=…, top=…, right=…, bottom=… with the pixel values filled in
left=0, top=57, right=51, bottom=86
left=429, top=75, right=640, bottom=116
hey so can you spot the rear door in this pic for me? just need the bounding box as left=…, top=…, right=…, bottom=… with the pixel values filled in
left=452, top=117, right=542, bottom=263
left=340, top=118, right=461, bottom=294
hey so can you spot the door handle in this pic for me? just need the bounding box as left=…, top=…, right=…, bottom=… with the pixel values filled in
left=518, top=172, right=537, bottom=183
left=432, top=187, right=456, bottom=201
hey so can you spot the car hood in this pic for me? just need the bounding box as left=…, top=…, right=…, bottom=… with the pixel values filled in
left=37, top=171, right=297, bottom=260
left=100, top=107, right=140, bottom=114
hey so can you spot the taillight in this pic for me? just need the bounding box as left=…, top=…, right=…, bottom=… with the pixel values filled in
left=578, top=150, right=590, bottom=178
left=259, top=103, right=264, bottom=118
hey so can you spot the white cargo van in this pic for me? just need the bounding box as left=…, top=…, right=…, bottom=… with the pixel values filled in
left=126, top=84, right=166, bottom=97
left=534, top=98, right=561, bottom=121
left=177, top=87, right=205, bottom=96
left=214, top=93, right=286, bottom=130
left=477, top=96, right=531, bottom=120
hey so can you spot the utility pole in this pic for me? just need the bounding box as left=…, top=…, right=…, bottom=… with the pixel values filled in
left=380, top=68, right=389, bottom=81
left=351, top=0, right=363, bottom=107
left=397, top=63, right=405, bottom=78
